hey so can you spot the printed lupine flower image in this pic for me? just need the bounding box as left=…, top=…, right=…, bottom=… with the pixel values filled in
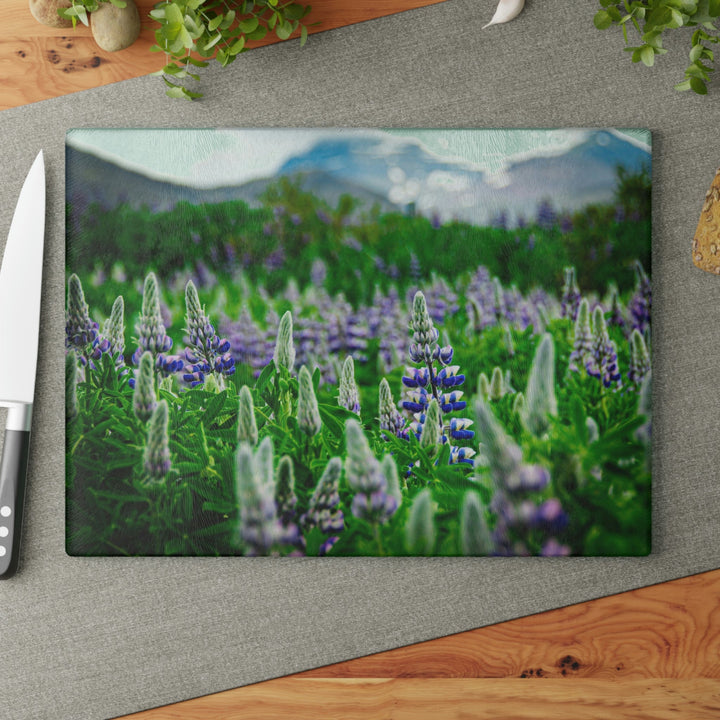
left=65, top=127, right=651, bottom=557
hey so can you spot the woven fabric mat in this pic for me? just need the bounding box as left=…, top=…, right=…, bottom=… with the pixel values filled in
left=1, top=1, right=719, bottom=718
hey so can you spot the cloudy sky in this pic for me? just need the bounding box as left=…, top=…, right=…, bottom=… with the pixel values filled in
left=66, top=128, right=650, bottom=189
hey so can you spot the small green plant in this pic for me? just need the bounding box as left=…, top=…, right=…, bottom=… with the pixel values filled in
left=59, top=0, right=127, bottom=25
left=58, top=0, right=314, bottom=100
left=594, top=1, right=720, bottom=95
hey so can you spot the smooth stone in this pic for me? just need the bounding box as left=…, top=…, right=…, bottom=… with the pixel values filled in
left=28, top=0, right=73, bottom=28
left=90, top=0, right=141, bottom=52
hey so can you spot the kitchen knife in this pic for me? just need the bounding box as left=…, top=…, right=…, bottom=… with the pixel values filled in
left=0, top=151, right=45, bottom=579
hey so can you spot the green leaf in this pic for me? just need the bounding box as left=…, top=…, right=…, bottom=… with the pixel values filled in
left=640, top=44, right=655, bottom=66
left=690, top=75, right=709, bottom=92
left=284, top=3, right=307, bottom=20
left=668, top=8, right=685, bottom=26
left=164, top=2, right=184, bottom=25
left=208, top=14, right=223, bottom=31
left=203, top=33, right=224, bottom=51
left=246, top=25, right=268, bottom=40
left=594, top=9, right=613, bottom=29
left=300, top=24, right=308, bottom=46
left=238, top=16, right=259, bottom=33
left=229, top=37, right=246, bottom=55
left=186, top=56, right=210, bottom=67
left=220, top=10, right=236, bottom=29
left=275, top=19, right=294, bottom=40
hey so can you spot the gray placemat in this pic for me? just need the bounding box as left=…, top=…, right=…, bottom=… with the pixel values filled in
left=1, top=1, right=719, bottom=718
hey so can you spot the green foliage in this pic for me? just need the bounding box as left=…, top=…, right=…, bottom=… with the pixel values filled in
left=65, top=171, right=652, bottom=558
left=594, top=0, right=720, bottom=95
left=69, top=172, right=651, bottom=312
left=149, top=0, right=314, bottom=100
left=58, top=0, right=126, bottom=27
left=58, top=0, right=313, bottom=100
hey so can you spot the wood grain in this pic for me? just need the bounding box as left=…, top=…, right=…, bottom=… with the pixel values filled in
left=298, top=569, right=720, bottom=680
left=117, top=569, right=720, bottom=718
left=123, top=679, right=720, bottom=720
left=0, top=0, right=449, bottom=110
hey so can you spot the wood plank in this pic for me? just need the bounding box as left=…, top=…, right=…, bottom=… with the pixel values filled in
left=116, top=570, right=720, bottom=718
left=120, top=678, right=720, bottom=719
left=298, top=569, right=720, bottom=680
left=0, top=0, right=449, bottom=110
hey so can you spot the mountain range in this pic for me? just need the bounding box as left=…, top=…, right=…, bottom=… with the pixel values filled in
left=66, top=129, right=650, bottom=227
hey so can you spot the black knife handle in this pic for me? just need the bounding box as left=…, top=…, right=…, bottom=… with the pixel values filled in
left=0, top=429, right=30, bottom=578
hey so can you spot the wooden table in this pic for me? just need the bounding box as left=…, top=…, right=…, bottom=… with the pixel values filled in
left=3, top=2, right=719, bottom=718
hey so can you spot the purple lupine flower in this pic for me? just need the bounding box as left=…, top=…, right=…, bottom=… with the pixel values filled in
left=405, top=488, right=435, bottom=554
left=193, top=260, right=216, bottom=289
left=133, top=351, right=157, bottom=423
left=614, top=204, right=626, bottom=223
left=586, top=307, right=621, bottom=389
left=319, top=536, right=340, bottom=556
left=182, top=280, right=235, bottom=388
left=423, top=275, right=459, bottom=326
left=492, top=210, right=508, bottom=230
left=224, top=307, right=273, bottom=376
left=264, top=247, right=285, bottom=271
left=475, top=397, right=569, bottom=556
left=316, top=209, right=331, bottom=224
left=540, top=538, right=571, bottom=556
left=131, top=273, right=180, bottom=379
left=236, top=438, right=303, bottom=557
left=559, top=215, right=573, bottom=234
left=275, top=455, right=298, bottom=527
left=560, top=267, right=581, bottom=321
left=66, top=273, right=99, bottom=353
left=409, top=252, right=422, bottom=282
left=343, top=235, right=363, bottom=251
left=403, top=291, right=474, bottom=465
left=345, top=420, right=398, bottom=524
left=301, top=457, right=345, bottom=536
left=607, top=285, right=625, bottom=330
left=536, top=199, right=557, bottom=230
left=627, top=329, right=650, bottom=388
left=628, top=260, right=651, bottom=334
left=568, top=298, right=593, bottom=373
left=143, top=400, right=171, bottom=483
left=338, top=356, right=361, bottom=414
left=636, top=371, right=652, bottom=447
left=325, top=296, right=369, bottom=363
left=101, top=295, right=130, bottom=380
left=310, top=258, right=327, bottom=287
left=379, top=379, right=408, bottom=440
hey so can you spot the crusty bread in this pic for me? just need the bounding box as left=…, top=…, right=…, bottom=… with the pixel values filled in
left=693, top=168, right=720, bottom=274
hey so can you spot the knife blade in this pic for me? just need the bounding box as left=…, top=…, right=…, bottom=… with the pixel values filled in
left=0, top=151, right=45, bottom=579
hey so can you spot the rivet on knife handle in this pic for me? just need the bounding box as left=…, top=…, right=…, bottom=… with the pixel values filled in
left=0, top=404, right=32, bottom=578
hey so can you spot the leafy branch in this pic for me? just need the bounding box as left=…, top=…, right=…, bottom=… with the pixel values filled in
left=57, top=0, right=314, bottom=100
left=149, top=0, right=315, bottom=100
left=594, top=0, right=720, bottom=95
left=58, top=0, right=127, bottom=26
